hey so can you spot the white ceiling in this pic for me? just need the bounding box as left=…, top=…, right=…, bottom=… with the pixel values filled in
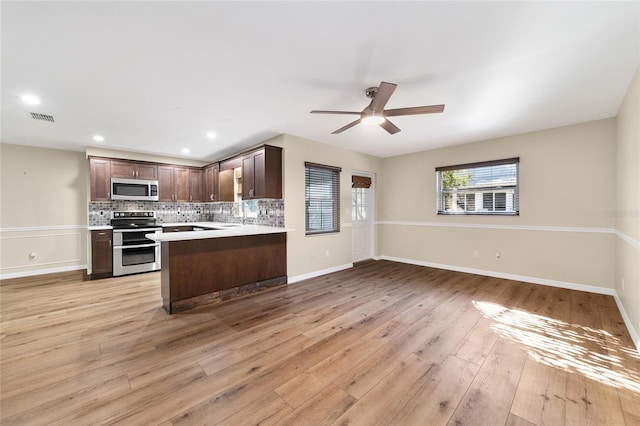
left=2, top=1, right=639, bottom=160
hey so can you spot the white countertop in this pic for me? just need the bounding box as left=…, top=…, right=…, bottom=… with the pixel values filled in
left=147, top=222, right=293, bottom=242
left=88, top=225, right=113, bottom=231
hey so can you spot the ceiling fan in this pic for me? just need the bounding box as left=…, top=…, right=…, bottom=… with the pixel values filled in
left=310, top=81, right=445, bottom=135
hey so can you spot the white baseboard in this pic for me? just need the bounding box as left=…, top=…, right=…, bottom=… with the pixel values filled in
left=378, top=255, right=616, bottom=295
left=613, top=293, right=640, bottom=352
left=0, top=264, right=87, bottom=281
left=288, top=263, right=353, bottom=284
left=376, top=255, right=639, bottom=353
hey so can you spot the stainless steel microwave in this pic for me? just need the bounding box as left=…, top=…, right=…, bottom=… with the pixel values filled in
left=111, top=178, right=159, bottom=201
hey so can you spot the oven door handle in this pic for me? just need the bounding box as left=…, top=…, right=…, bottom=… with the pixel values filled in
left=113, top=242, right=160, bottom=250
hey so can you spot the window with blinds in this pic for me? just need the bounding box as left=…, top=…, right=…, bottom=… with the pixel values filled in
left=436, top=157, right=519, bottom=215
left=305, top=162, right=341, bottom=235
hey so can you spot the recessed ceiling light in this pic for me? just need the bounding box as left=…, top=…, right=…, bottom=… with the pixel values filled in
left=92, top=135, right=105, bottom=142
left=20, top=94, right=41, bottom=105
left=206, top=132, right=216, bottom=140
left=181, top=148, right=190, bottom=154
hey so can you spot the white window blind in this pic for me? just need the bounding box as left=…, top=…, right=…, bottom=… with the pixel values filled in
left=305, top=162, right=341, bottom=235
left=436, top=157, right=519, bottom=215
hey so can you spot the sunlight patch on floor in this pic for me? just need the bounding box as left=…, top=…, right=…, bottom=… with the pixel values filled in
left=472, top=300, right=640, bottom=394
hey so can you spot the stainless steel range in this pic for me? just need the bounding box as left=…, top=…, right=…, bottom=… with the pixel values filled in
left=111, top=211, right=161, bottom=276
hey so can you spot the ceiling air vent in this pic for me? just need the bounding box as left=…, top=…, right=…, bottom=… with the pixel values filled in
left=30, top=112, right=55, bottom=123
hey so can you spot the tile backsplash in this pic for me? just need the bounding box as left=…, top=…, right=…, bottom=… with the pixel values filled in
left=88, top=199, right=284, bottom=227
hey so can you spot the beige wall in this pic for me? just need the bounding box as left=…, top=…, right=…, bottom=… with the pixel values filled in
left=377, top=119, right=617, bottom=289
left=615, top=65, right=640, bottom=342
left=278, top=134, right=382, bottom=280
left=0, top=143, right=88, bottom=278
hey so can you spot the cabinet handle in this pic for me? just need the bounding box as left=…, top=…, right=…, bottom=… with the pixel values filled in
left=98, top=232, right=106, bottom=236
left=109, top=239, right=112, bottom=247
left=190, top=195, right=192, bottom=202
left=210, top=194, right=214, bottom=201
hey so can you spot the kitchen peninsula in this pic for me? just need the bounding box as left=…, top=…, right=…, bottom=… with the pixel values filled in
left=148, top=223, right=292, bottom=314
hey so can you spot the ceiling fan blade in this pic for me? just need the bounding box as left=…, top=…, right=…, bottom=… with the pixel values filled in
left=310, top=110, right=361, bottom=115
left=332, top=119, right=361, bottom=134
left=380, top=119, right=401, bottom=135
left=369, top=81, right=397, bottom=112
left=384, top=104, right=445, bottom=117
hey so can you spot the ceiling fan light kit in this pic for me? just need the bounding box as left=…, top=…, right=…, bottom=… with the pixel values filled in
left=361, top=113, right=385, bottom=126
left=310, top=81, right=445, bottom=135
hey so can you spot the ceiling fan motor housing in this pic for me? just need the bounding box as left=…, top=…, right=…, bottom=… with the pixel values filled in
left=365, top=86, right=379, bottom=99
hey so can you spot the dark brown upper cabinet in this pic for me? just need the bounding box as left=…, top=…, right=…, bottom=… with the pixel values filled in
left=88, top=144, right=282, bottom=204
left=204, top=163, right=220, bottom=202
left=188, top=168, right=204, bottom=203
left=242, top=145, right=282, bottom=200
left=158, top=165, right=190, bottom=202
left=110, top=160, right=157, bottom=180
left=89, top=157, right=111, bottom=201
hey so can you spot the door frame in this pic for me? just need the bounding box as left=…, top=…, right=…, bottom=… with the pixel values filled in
left=351, top=170, right=375, bottom=262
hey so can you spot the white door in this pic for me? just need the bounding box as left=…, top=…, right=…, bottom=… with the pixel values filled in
left=352, top=174, right=373, bottom=262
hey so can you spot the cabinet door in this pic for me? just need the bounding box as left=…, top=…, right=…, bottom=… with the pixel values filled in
left=188, top=168, right=204, bottom=202
left=204, top=164, right=219, bottom=202
left=157, top=165, right=175, bottom=201
left=242, top=155, right=255, bottom=199
left=89, top=158, right=111, bottom=201
left=263, top=146, right=282, bottom=199
left=111, top=160, right=157, bottom=179
left=241, top=148, right=276, bottom=199
left=252, top=150, right=266, bottom=198
left=173, top=167, right=190, bottom=202
left=110, top=161, right=137, bottom=179
left=91, top=230, right=112, bottom=276
left=136, top=163, right=158, bottom=179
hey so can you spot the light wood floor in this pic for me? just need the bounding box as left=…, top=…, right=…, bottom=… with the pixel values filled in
left=1, top=260, right=639, bottom=425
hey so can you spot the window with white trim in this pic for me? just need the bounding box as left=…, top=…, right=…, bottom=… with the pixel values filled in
left=436, top=157, right=519, bottom=215
left=305, top=162, right=341, bottom=235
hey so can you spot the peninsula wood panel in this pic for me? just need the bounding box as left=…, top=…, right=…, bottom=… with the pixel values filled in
left=1, top=261, right=638, bottom=425
left=161, top=233, right=287, bottom=311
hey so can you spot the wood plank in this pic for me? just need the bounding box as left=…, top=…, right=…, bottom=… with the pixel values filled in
left=448, top=338, right=528, bottom=426
left=332, top=353, right=436, bottom=425
left=510, top=357, right=567, bottom=425
left=214, top=391, right=293, bottom=426
left=277, top=383, right=356, bottom=426
left=391, top=355, right=480, bottom=426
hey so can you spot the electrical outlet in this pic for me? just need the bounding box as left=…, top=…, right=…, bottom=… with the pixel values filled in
left=495, top=250, right=501, bottom=261
left=473, top=250, right=479, bottom=258
left=325, top=250, right=330, bottom=257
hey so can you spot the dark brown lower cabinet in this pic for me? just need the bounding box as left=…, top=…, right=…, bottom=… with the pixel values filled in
left=91, top=229, right=112, bottom=279
left=161, top=233, right=287, bottom=313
